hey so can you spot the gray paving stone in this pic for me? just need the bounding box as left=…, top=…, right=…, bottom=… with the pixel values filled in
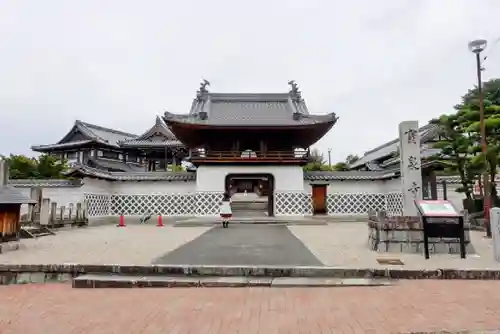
left=153, top=225, right=323, bottom=266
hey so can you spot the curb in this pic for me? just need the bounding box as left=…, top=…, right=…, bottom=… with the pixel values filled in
left=2, top=264, right=500, bottom=284
left=72, top=275, right=393, bottom=289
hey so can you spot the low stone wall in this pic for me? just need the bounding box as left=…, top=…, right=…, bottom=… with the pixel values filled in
left=368, top=213, right=472, bottom=254
left=2, top=264, right=500, bottom=285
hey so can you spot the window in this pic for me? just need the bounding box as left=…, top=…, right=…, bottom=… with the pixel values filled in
left=101, top=150, right=119, bottom=160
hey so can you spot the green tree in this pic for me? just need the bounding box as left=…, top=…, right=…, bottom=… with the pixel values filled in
left=430, top=114, right=480, bottom=201
left=1, top=154, right=69, bottom=179
left=432, top=78, right=500, bottom=207
left=303, top=148, right=333, bottom=171
left=332, top=162, right=349, bottom=171
left=345, top=154, right=359, bottom=165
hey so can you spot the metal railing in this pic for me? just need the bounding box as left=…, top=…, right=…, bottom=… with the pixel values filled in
left=191, top=149, right=309, bottom=160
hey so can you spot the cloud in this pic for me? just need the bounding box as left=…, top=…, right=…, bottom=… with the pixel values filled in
left=1, top=0, right=499, bottom=163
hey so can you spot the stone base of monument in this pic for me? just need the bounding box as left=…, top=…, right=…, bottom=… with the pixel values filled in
left=368, top=214, right=474, bottom=255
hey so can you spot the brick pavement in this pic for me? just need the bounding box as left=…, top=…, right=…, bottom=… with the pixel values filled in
left=0, top=225, right=210, bottom=265
left=288, top=223, right=500, bottom=269
left=1, top=281, right=500, bottom=333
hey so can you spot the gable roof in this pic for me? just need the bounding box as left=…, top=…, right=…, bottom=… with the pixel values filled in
left=349, top=123, right=439, bottom=170
left=119, top=116, right=185, bottom=148
left=32, top=120, right=138, bottom=151
left=61, top=120, right=138, bottom=146
left=164, top=84, right=338, bottom=127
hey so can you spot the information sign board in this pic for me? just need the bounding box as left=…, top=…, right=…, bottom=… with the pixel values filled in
left=415, top=200, right=459, bottom=217
left=414, top=199, right=466, bottom=259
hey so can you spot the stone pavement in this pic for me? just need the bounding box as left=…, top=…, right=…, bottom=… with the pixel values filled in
left=153, top=224, right=323, bottom=266
left=1, top=281, right=500, bottom=333
left=0, top=225, right=210, bottom=265
left=1, top=222, right=500, bottom=270
left=288, top=223, right=500, bottom=269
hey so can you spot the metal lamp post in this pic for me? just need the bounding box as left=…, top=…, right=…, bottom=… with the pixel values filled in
left=468, top=38, right=491, bottom=237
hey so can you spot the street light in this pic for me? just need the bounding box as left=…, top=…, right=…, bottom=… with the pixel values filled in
left=468, top=38, right=491, bottom=237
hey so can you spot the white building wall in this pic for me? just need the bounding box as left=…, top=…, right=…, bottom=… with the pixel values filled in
left=303, top=178, right=401, bottom=194
left=197, top=165, right=304, bottom=192
left=111, top=180, right=195, bottom=194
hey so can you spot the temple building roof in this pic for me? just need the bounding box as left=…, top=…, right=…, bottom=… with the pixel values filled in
left=119, top=116, right=184, bottom=149
left=164, top=80, right=337, bottom=128
left=32, top=120, right=138, bottom=152
left=349, top=123, right=440, bottom=171
left=86, top=157, right=144, bottom=172
left=163, top=80, right=338, bottom=148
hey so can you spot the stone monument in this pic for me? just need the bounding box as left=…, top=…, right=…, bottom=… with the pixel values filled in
left=399, top=121, right=422, bottom=216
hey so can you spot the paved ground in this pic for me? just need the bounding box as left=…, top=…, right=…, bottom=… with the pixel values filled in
left=288, top=223, right=500, bottom=269
left=1, top=222, right=500, bottom=269
left=153, top=225, right=323, bottom=266
left=1, top=281, right=500, bottom=333
left=0, top=225, right=209, bottom=265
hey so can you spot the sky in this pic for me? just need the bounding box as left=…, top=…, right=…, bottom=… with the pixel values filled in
left=1, top=0, right=500, bottom=163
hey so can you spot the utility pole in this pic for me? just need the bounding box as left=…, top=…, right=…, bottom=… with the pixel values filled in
left=327, top=148, right=332, bottom=167
left=469, top=39, right=491, bottom=237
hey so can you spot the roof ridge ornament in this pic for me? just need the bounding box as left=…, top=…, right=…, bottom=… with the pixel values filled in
left=288, top=80, right=303, bottom=102
left=196, top=79, right=210, bottom=100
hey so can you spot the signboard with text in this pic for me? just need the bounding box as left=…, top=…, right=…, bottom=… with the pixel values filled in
left=414, top=199, right=465, bottom=259
left=415, top=200, right=460, bottom=217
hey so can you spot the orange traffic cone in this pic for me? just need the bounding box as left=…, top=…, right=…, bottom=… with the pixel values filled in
left=118, top=215, right=126, bottom=227
left=157, top=215, right=164, bottom=227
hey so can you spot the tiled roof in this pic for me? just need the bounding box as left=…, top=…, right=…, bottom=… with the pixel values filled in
left=66, top=164, right=196, bottom=181
left=164, top=90, right=338, bottom=127
left=8, top=179, right=83, bottom=188
left=87, top=157, right=144, bottom=172
left=304, top=171, right=398, bottom=181
left=0, top=186, right=37, bottom=204
left=67, top=164, right=397, bottom=182
left=32, top=120, right=138, bottom=151
left=119, top=116, right=185, bottom=148
left=350, top=124, right=439, bottom=169
left=31, top=140, right=94, bottom=151
left=74, top=120, right=137, bottom=146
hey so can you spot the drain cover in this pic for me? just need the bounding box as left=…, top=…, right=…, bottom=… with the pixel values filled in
left=377, top=258, right=404, bottom=265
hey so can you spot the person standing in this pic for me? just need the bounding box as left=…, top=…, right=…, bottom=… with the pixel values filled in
left=219, top=192, right=232, bottom=228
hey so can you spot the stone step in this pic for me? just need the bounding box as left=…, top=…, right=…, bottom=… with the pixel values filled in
left=72, top=274, right=394, bottom=289
left=232, top=210, right=268, bottom=217
left=231, top=201, right=268, bottom=211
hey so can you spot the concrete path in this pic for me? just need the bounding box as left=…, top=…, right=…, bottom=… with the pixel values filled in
left=153, top=225, right=323, bottom=266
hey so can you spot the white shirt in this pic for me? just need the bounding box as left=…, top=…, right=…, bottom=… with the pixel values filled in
left=220, top=201, right=232, bottom=215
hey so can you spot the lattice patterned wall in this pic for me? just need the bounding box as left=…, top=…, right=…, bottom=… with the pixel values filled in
left=324, top=192, right=403, bottom=215
left=97, top=192, right=224, bottom=217
left=275, top=192, right=311, bottom=216
left=84, top=194, right=111, bottom=217
left=385, top=192, right=403, bottom=216
left=195, top=192, right=224, bottom=216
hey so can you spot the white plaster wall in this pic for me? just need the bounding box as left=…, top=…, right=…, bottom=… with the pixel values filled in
left=303, top=179, right=400, bottom=194
left=197, top=165, right=304, bottom=192
left=382, top=178, right=402, bottom=193
left=110, top=180, right=195, bottom=194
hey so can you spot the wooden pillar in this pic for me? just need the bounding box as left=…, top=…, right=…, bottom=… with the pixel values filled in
left=430, top=171, right=438, bottom=200
left=164, top=147, right=169, bottom=171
